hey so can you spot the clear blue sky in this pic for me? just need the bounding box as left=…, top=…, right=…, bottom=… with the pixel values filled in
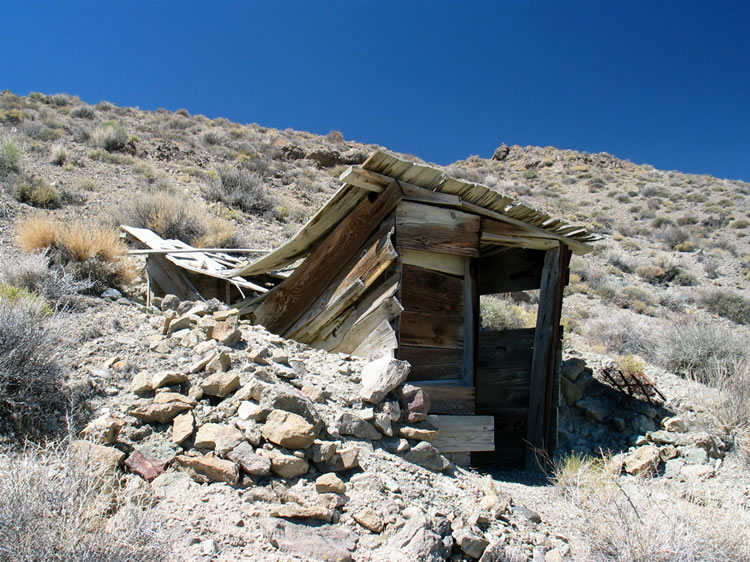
left=2, top=1, right=749, bottom=181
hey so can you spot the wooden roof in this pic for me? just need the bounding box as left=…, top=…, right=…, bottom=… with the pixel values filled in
left=228, top=151, right=594, bottom=277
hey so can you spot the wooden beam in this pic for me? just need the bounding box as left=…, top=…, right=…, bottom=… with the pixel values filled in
left=463, top=258, right=477, bottom=386
left=481, top=233, right=558, bottom=251
left=396, top=201, right=480, bottom=257
left=328, top=296, right=403, bottom=354
left=253, top=181, right=403, bottom=334
left=400, top=249, right=467, bottom=277
left=526, top=244, right=568, bottom=468
left=127, top=248, right=269, bottom=255
left=427, top=415, right=495, bottom=453
left=399, top=346, right=464, bottom=381
left=351, top=318, right=398, bottom=358
left=338, top=167, right=593, bottom=255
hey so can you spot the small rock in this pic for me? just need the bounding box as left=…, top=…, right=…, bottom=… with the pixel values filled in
left=237, top=401, right=263, bottom=421
left=398, top=424, right=438, bottom=442
left=663, top=416, right=687, bottom=433
left=194, top=423, right=224, bottom=449
left=382, top=400, right=401, bottom=422
left=453, top=527, right=489, bottom=559
left=513, top=505, right=542, bottom=524
left=153, top=392, right=197, bottom=406
left=80, top=414, right=124, bottom=445
left=560, top=377, right=583, bottom=406
left=131, top=402, right=192, bottom=424
left=624, top=445, right=660, bottom=475
left=175, top=454, right=239, bottom=485
left=679, top=446, right=709, bottom=465
left=373, top=413, right=393, bottom=437
left=664, top=458, right=685, bottom=478
left=72, top=440, right=125, bottom=477
left=268, top=503, right=333, bottom=522
left=659, top=445, right=678, bottom=461
left=214, top=425, right=245, bottom=457
left=262, top=410, right=317, bottom=449
left=575, top=397, right=611, bottom=422
left=151, top=371, right=187, bottom=389
left=124, top=449, right=167, bottom=482
left=336, top=413, right=382, bottom=440
left=404, top=441, right=445, bottom=472
left=211, top=321, right=241, bottom=346
left=545, top=548, right=564, bottom=562
left=396, top=384, right=431, bottom=423
left=354, top=507, right=384, bottom=533
left=162, top=294, right=179, bottom=310
left=130, top=371, right=153, bottom=394
left=310, top=440, right=337, bottom=463
left=259, top=517, right=356, bottom=562
left=680, top=463, right=715, bottom=480
left=206, top=351, right=232, bottom=373
left=172, top=412, right=194, bottom=445
left=227, top=442, right=271, bottom=476
left=561, top=358, right=586, bottom=381
left=201, top=539, right=217, bottom=556
left=360, top=354, right=411, bottom=403
left=302, top=385, right=325, bottom=403
left=201, top=371, right=240, bottom=397
left=317, top=446, right=359, bottom=472
left=316, top=473, right=347, bottom=494
left=167, top=315, right=193, bottom=335
left=267, top=451, right=310, bottom=479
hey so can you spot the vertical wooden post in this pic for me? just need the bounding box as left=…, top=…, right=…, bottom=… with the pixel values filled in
left=526, top=243, right=569, bottom=469
left=462, top=258, right=478, bottom=386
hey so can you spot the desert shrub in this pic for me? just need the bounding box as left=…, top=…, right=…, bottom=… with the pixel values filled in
left=0, top=135, right=23, bottom=175
left=111, top=191, right=208, bottom=245
left=0, top=109, right=24, bottom=124
left=75, top=177, right=99, bottom=191
left=0, top=441, right=175, bottom=560
left=203, top=164, right=275, bottom=216
left=523, top=169, right=538, bottom=180
left=88, top=148, right=134, bottom=165
left=0, top=296, right=66, bottom=435
left=15, top=217, right=134, bottom=292
left=655, top=225, right=691, bottom=250
left=12, top=174, right=61, bottom=208
left=616, top=354, right=646, bottom=376
left=70, top=105, right=95, bottom=119
left=202, top=130, right=223, bottom=146
left=91, top=121, right=127, bottom=152
left=635, top=264, right=665, bottom=284
left=605, top=248, right=635, bottom=273
left=480, top=294, right=537, bottom=331
left=326, top=129, right=344, bottom=143
left=48, top=93, right=76, bottom=106
left=732, top=219, right=749, bottom=229
left=0, top=251, right=92, bottom=306
left=698, top=289, right=750, bottom=325
left=587, top=310, right=657, bottom=358
left=710, top=359, right=750, bottom=462
left=554, top=455, right=750, bottom=561
left=656, top=317, right=748, bottom=380
left=50, top=143, right=67, bottom=166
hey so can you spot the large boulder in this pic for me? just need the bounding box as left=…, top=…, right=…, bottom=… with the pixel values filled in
left=360, top=354, right=411, bottom=404
left=262, top=410, right=317, bottom=449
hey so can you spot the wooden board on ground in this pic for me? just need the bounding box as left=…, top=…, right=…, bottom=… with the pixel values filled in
left=414, top=384, right=475, bottom=415
left=427, top=415, right=494, bottom=453
left=396, top=201, right=480, bottom=257
left=253, top=181, right=403, bottom=334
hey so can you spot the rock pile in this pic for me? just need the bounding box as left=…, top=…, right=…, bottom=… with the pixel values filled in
left=75, top=296, right=546, bottom=560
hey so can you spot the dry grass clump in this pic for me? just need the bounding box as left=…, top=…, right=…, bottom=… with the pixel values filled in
left=50, top=143, right=67, bottom=166
left=0, top=296, right=66, bottom=436
left=12, top=174, right=61, bottom=208
left=0, top=135, right=23, bottom=175
left=15, top=217, right=134, bottom=292
left=0, top=251, right=91, bottom=306
left=552, top=453, right=750, bottom=561
left=698, top=288, right=750, bottom=325
left=586, top=309, right=656, bottom=357
left=0, top=440, right=175, bottom=561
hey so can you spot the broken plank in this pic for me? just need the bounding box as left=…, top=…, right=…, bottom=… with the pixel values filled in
left=351, top=318, right=398, bottom=358
left=400, top=248, right=467, bottom=277
left=396, top=201, right=480, bottom=257
left=399, top=310, right=463, bottom=349
left=427, top=415, right=494, bottom=453
left=329, top=296, right=403, bottom=354
left=253, top=181, right=403, bottom=334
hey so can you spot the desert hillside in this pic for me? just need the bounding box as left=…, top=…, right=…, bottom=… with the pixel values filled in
left=0, top=91, right=748, bottom=561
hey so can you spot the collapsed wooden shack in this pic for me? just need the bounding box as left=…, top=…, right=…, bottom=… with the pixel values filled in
left=217, top=151, right=595, bottom=467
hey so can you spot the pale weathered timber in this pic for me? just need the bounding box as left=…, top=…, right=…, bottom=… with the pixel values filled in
left=329, top=296, right=403, bottom=354
left=253, top=181, right=403, bottom=334
left=351, top=318, right=398, bottom=358
left=400, top=249, right=467, bottom=276
left=427, top=415, right=494, bottom=453
left=396, top=201, right=480, bottom=257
